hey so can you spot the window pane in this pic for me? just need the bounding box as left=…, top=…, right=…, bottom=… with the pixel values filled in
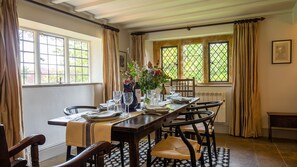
left=39, top=34, right=65, bottom=84
left=19, top=29, right=35, bottom=85
left=161, top=46, right=178, bottom=79
left=209, top=42, right=229, bottom=82
left=24, top=31, right=34, bottom=41
left=40, top=65, right=49, bottom=74
left=48, top=36, right=56, bottom=45
left=23, top=63, right=35, bottom=73
left=24, top=74, right=35, bottom=85
left=23, top=52, right=34, bottom=63
left=183, top=44, right=204, bottom=83
left=82, top=75, right=89, bottom=82
left=40, top=44, right=48, bottom=54
left=40, top=54, right=48, bottom=64
left=40, top=35, right=47, bottom=44
left=69, top=39, right=89, bottom=83
left=24, top=41, right=34, bottom=52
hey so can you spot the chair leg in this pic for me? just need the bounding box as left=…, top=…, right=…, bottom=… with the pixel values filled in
left=146, top=149, right=151, bottom=167
left=148, top=134, right=151, bottom=150
left=212, top=131, right=218, bottom=159
left=200, top=153, right=205, bottom=167
left=190, top=158, right=196, bottom=167
left=66, top=146, right=71, bottom=161
left=120, top=141, right=125, bottom=167
left=206, top=133, right=213, bottom=167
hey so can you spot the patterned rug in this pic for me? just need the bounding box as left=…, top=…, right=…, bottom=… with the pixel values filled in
left=104, top=139, right=230, bottom=167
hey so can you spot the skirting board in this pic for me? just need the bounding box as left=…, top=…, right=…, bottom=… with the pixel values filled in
left=39, top=142, right=67, bottom=162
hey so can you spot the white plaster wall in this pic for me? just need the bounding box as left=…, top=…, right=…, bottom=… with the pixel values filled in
left=258, top=13, right=297, bottom=131
left=22, top=85, right=95, bottom=161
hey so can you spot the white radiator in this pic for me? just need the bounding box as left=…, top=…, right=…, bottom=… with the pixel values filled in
left=196, top=92, right=226, bottom=123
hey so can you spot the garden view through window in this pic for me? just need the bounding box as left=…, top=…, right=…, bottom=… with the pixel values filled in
left=19, top=28, right=90, bottom=85
left=158, top=35, right=231, bottom=84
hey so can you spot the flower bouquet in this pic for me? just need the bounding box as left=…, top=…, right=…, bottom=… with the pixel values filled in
left=127, top=61, right=169, bottom=94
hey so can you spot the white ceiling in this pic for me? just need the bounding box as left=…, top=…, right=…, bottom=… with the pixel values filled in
left=50, top=0, right=297, bottom=32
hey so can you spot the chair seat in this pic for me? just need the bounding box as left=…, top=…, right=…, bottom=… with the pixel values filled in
left=181, top=123, right=214, bottom=134
left=151, top=136, right=201, bottom=160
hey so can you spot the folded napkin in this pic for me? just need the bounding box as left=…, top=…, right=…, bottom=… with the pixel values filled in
left=81, top=111, right=122, bottom=122
left=144, top=106, right=170, bottom=114
left=171, top=97, right=192, bottom=104
left=166, top=93, right=180, bottom=99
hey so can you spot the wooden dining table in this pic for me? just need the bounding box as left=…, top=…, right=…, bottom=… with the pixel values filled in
left=48, top=97, right=199, bottom=167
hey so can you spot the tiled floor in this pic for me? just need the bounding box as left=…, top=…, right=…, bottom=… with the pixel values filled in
left=40, top=134, right=297, bottom=167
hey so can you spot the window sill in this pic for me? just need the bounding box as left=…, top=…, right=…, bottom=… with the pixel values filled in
left=196, top=83, right=232, bottom=87
left=22, top=82, right=102, bottom=88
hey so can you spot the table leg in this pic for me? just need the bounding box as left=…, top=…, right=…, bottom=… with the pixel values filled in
left=129, top=137, right=140, bottom=167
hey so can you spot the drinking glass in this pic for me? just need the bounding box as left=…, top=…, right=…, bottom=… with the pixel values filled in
left=123, top=92, right=133, bottom=116
left=113, top=91, right=122, bottom=112
left=169, top=86, right=176, bottom=95
left=146, top=90, right=155, bottom=105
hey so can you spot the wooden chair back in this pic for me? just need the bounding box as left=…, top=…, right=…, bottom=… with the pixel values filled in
left=0, top=124, right=11, bottom=167
left=64, top=105, right=98, bottom=115
left=0, top=124, right=45, bottom=167
left=170, top=78, right=195, bottom=97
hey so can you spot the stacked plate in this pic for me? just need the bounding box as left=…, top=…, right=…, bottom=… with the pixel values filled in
left=81, top=111, right=122, bottom=122
left=171, top=97, right=192, bottom=104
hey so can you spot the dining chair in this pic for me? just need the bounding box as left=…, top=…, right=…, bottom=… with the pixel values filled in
left=146, top=110, right=215, bottom=167
left=181, top=100, right=223, bottom=166
left=0, top=124, right=111, bottom=167
left=170, top=77, right=195, bottom=97
left=63, top=105, right=125, bottom=167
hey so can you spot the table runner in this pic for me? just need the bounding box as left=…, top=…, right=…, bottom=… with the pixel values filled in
left=66, top=112, right=142, bottom=147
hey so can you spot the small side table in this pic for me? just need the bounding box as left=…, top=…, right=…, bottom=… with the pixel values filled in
left=267, top=112, right=297, bottom=141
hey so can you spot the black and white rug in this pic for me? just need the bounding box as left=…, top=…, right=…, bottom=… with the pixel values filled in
left=104, top=139, right=230, bottom=167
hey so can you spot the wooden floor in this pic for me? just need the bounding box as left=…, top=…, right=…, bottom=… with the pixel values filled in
left=40, top=134, right=297, bottom=167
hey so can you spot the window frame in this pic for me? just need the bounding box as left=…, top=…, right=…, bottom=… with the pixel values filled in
left=19, top=28, right=91, bottom=85
left=153, top=35, right=232, bottom=85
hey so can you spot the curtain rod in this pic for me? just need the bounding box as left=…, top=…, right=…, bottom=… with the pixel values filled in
left=131, top=17, right=265, bottom=35
left=24, top=0, right=120, bottom=32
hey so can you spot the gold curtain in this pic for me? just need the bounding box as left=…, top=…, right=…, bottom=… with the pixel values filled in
left=0, top=0, right=24, bottom=148
left=131, top=34, right=145, bottom=67
left=103, top=29, right=120, bottom=102
left=231, top=21, right=262, bottom=137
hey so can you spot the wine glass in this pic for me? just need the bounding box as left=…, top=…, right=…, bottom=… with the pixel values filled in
left=169, top=86, right=176, bottom=95
left=123, top=92, right=133, bottom=116
left=113, top=91, right=122, bottom=112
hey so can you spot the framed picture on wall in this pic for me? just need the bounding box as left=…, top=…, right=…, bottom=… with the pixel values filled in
left=272, top=40, right=292, bottom=64
left=119, top=51, right=127, bottom=72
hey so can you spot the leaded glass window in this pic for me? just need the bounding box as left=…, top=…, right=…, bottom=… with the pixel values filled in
left=209, top=42, right=229, bottom=82
left=183, top=44, right=204, bottom=83
left=161, top=46, right=178, bottom=79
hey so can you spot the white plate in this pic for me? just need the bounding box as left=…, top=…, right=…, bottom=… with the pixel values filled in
left=85, top=115, right=121, bottom=122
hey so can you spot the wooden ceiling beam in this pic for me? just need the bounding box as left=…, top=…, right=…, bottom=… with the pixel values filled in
left=108, top=0, right=264, bottom=24
left=51, top=0, right=72, bottom=4
left=123, top=8, right=291, bottom=29
left=75, top=0, right=115, bottom=12
left=94, top=0, right=199, bottom=19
